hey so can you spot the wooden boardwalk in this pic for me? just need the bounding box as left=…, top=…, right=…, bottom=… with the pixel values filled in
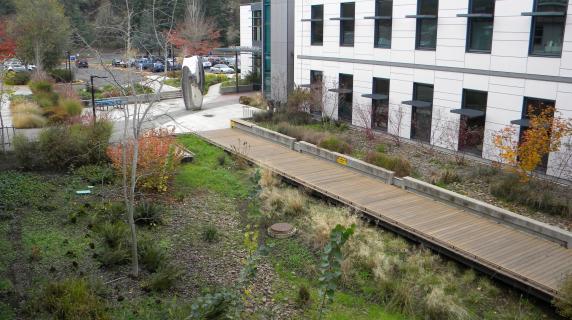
left=198, top=128, right=572, bottom=299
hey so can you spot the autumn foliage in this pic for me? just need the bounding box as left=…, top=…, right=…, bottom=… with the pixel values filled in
left=0, top=19, right=16, bottom=60
left=107, top=128, right=184, bottom=192
left=492, top=106, right=572, bottom=181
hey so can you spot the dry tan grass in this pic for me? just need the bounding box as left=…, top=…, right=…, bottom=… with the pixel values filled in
left=11, top=102, right=47, bottom=129
left=259, top=168, right=280, bottom=188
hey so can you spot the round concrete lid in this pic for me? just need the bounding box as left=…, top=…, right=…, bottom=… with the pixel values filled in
left=270, top=223, right=294, bottom=234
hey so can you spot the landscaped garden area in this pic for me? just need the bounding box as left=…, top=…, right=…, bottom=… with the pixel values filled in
left=251, top=103, right=572, bottom=233
left=1, top=116, right=571, bottom=319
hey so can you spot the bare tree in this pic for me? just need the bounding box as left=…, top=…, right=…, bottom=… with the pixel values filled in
left=169, top=0, right=220, bottom=56
left=354, top=103, right=374, bottom=141
left=388, top=105, right=405, bottom=147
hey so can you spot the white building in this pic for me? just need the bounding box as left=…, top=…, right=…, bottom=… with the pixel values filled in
left=238, top=0, right=572, bottom=179
left=293, top=0, right=572, bottom=179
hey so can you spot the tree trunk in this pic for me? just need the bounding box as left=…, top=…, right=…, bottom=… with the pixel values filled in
left=128, top=138, right=139, bottom=277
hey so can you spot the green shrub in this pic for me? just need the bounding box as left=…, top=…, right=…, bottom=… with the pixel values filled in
left=35, top=278, right=109, bottom=320
left=189, top=290, right=240, bottom=319
left=143, top=263, right=184, bottom=292
left=98, top=245, right=130, bottom=267
left=12, top=135, right=42, bottom=170
left=287, top=88, right=313, bottom=113
left=28, top=120, right=113, bottom=170
left=204, top=74, right=228, bottom=92
left=134, top=201, right=165, bottom=227
left=252, top=110, right=274, bottom=123
left=138, top=238, right=165, bottom=273
left=364, top=151, right=412, bottom=177
left=49, top=69, right=74, bottom=83
left=376, top=143, right=387, bottom=154
left=93, top=202, right=124, bottom=224
left=202, top=225, right=219, bottom=243
left=221, top=78, right=250, bottom=88
left=34, top=91, right=60, bottom=109
left=74, top=165, right=115, bottom=184
left=297, top=285, right=311, bottom=306
left=554, top=276, right=572, bottom=318
left=490, top=174, right=571, bottom=217
left=4, top=71, right=31, bottom=85
left=60, top=98, right=83, bottom=116
left=318, top=136, right=352, bottom=154
left=96, top=222, right=128, bottom=249
left=29, top=80, right=53, bottom=94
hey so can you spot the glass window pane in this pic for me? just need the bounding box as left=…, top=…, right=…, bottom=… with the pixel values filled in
left=537, top=0, right=568, bottom=12
left=338, top=74, right=354, bottom=123
left=418, top=0, right=438, bottom=15
left=531, top=17, right=565, bottom=55
left=372, top=78, right=390, bottom=131
left=341, top=2, right=355, bottom=17
left=376, top=0, right=393, bottom=16
left=375, top=20, right=392, bottom=48
left=411, top=83, right=433, bottom=143
left=471, top=0, right=495, bottom=14
left=468, top=19, right=493, bottom=51
left=417, top=19, right=437, bottom=49
left=311, top=5, right=323, bottom=46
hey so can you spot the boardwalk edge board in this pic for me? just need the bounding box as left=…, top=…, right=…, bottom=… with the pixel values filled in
left=229, top=118, right=572, bottom=250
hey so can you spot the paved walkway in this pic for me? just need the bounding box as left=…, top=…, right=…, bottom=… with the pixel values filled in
left=198, top=127, right=572, bottom=300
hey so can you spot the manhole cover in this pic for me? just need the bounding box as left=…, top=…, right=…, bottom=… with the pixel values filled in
left=268, top=223, right=297, bottom=239
left=202, top=114, right=214, bottom=118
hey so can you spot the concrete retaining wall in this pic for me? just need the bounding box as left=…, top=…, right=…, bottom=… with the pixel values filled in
left=231, top=119, right=296, bottom=150
left=402, top=177, right=572, bottom=248
left=296, top=141, right=395, bottom=184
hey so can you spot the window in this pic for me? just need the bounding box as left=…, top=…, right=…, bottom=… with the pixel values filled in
left=458, top=90, right=487, bottom=156
left=252, top=10, right=262, bottom=45
left=465, top=0, right=495, bottom=52
left=263, top=0, right=271, bottom=95
left=374, top=1, right=393, bottom=48
left=528, top=0, right=568, bottom=56
left=338, top=74, right=354, bottom=122
left=311, top=5, right=324, bottom=46
left=340, top=2, right=355, bottom=47
left=372, top=78, right=390, bottom=131
left=310, top=70, right=323, bottom=115
left=518, top=97, right=556, bottom=171
left=411, top=83, right=433, bottom=142
left=415, top=0, right=438, bottom=50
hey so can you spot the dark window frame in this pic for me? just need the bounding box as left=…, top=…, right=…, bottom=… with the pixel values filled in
left=339, top=2, right=356, bottom=47
left=311, top=5, right=324, bottom=46
left=338, top=73, right=354, bottom=122
left=252, top=10, right=262, bottom=45
left=411, top=82, right=434, bottom=142
left=465, top=0, right=495, bottom=53
left=371, top=77, right=390, bottom=131
left=459, top=89, right=488, bottom=157
left=374, top=0, right=393, bottom=49
left=414, top=0, right=439, bottom=50
left=310, top=70, right=324, bottom=115
left=527, top=0, right=568, bottom=57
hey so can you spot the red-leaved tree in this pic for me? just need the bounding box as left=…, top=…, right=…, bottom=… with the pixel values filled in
left=168, top=0, right=220, bottom=56
left=0, top=20, right=16, bottom=60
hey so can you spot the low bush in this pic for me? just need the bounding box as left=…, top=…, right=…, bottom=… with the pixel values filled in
left=261, top=187, right=307, bottom=221
left=49, top=69, right=74, bottom=83
left=438, top=169, right=461, bottom=185
left=134, top=201, right=165, bottom=227
left=318, top=136, right=352, bottom=154
left=35, top=278, right=108, bottom=320
left=96, top=221, right=128, bottom=249
left=490, top=174, right=571, bottom=217
left=29, top=80, right=54, bottom=94
left=204, top=74, right=228, bottom=92
left=34, top=91, right=60, bottom=109
left=25, top=120, right=113, bottom=170
left=143, top=263, right=184, bottom=292
left=74, top=165, right=115, bottom=184
left=554, top=276, right=572, bottom=318
left=286, top=88, right=313, bottom=113
left=239, top=96, right=252, bottom=105
left=189, top=290, right=240, bottom=319
left=166, top=70, right=181, bottom=79
left=11, top=102, right=47, bottom=129
left=201, top=224, right=219, bottom=243
left=98, top=245, right=130, bottom=267
left=60, top=98, right=83, bottom=117
left=376, top=143, right=387, bottom=154
left=107, top=128, right=183, bottom=192
left=364, top=151, right=412, bottom=177
left=220, top=78, right=251, bottom=88
left=4, top=71, right=30, bottom=85
left=12, top=135, right=42, bottom=169
left=297, top=285, right=311, bottom=307
left=138, top=237, right=165, bottom=273
left=252, top=110, right=274, bottom=123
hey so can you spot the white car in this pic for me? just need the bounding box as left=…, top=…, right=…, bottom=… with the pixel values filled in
left=202, top=60, right=212, bottom=69
left=5, top=63, right=27, bottom=73
left=210, top=64, right=234, bottom=74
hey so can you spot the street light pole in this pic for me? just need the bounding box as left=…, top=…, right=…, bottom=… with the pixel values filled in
left=90, top=75, right=108, bottom=124
left=235, top=51, right=239, bottom=94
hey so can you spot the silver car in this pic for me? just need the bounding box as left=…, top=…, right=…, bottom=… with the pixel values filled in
left=210, top=64, right=234, bottom=74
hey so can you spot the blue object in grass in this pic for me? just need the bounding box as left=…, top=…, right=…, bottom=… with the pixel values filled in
left=76, top=190, right=92, bottom=195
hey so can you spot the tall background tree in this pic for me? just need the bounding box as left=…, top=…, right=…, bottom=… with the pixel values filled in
left=168, top=0, right=220, bottom=56
left=0, top=20, right=16, bottom=60
left=10, top=0, right=71, bottom=70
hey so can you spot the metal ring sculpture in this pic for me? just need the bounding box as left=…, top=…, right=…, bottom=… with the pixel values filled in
left=181, top=56, right=205, bottom=110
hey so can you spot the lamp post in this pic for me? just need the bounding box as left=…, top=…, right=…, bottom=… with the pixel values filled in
left=90, top=75, right=108, bottom=124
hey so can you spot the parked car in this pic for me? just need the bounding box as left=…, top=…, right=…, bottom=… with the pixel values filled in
left=167, top=62, right=182, bottom=71
left=5, top=63, right=27, bottom=73
left=133, top=58, right=153, bottom=70
left=151, top=62, right=164, bottom=73
left=202, top=59, right=212, bottom=69
left=76, top=59, right=89, bottom=68
left=210, top=64, right=234, bottom=74
left=26, top=64, right=36, bottom=71
left=112, top=59, right=127, bottom=68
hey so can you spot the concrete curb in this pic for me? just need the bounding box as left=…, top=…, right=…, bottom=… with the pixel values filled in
left=402, top=177, right=572, bottom=248
left=230, top=119, right=296, bottom=150
left=295, top=141, right=395, bottom=184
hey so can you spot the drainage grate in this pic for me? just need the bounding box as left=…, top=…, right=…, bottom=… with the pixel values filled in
left=202, top=114, right=214, bottom=118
